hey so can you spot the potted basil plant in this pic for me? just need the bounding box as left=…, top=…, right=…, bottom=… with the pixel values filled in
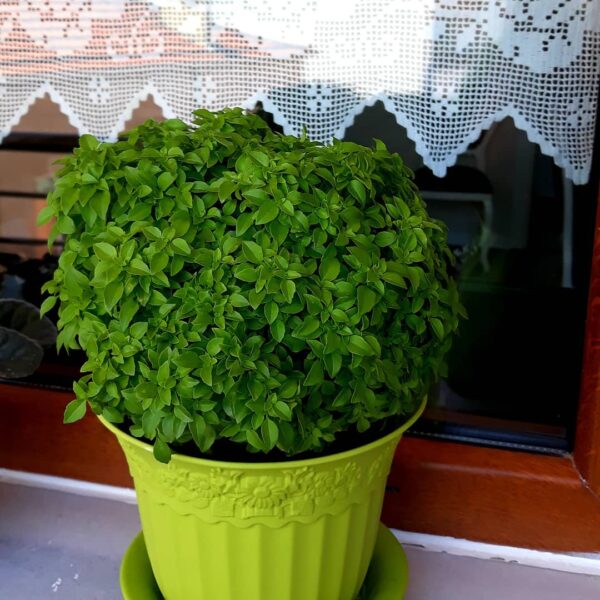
left=40, top=109, right=463, bottom=600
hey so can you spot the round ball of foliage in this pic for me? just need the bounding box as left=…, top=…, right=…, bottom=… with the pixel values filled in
left=41, top=108, right=463, bottom=462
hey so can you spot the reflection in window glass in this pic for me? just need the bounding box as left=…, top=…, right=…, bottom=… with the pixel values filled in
left=346, top=103, right=597, bottom=453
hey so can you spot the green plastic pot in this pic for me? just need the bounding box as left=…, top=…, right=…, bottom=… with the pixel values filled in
left=102, top=398, right=424, bottom=600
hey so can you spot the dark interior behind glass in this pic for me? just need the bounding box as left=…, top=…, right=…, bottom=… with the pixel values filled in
left=345, top=102, right=599, bottom=454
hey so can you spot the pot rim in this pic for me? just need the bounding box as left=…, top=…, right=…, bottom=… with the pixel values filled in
left=99, top=396, right=426, bottom=470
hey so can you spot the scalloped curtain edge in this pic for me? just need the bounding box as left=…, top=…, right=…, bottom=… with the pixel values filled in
left=0, top=87, right=589, bottom=185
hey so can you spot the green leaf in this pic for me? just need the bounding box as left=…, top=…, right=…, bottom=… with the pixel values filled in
left=129, top=203, right=152, bottom=221
left=324, top=330, right=341, bottom=353
left=80, top=134, right=100, bottom=151
left=151, top=253, right=169, bottom=274
left=40, top=296, right=57, bottom=316
left=234, top=266, right=258, bottom=283
left=57, top=215, right=75, bottom=234
left=250, top=150, right=269, bottom=167
left=104, top=280, right=124, bottom=311
left=244, top=189, right=269, bottom=203
left=143, top=226, right=162, bottom=241
left=347, top=335, right=375, bottom=356
left=63, top=398, right=86, bottom=424
left=201, top=425, right=217, bottom=451
left=172, top=210, right=191, bottom=236
left=60, top=304, right=79, bottom=325
left=319, top=256, right=340, bottom=281
left=331, top=308, right=348, bottom=323
left=281, top=280, right=296, bottom=303
left=406, top=266, right=423, bottom=289
left=274, top=401, right=292, bottom=421
left=37, top=205, right=55, bottom=225
left=261, top=418, right=279, bottom=450
left=332, top=388, right=351, bottom=408
left=153, top=438, right=172, bottom=463
left=430, top=318, right=445, bottom=340
left=242, top=240, right=263, bottom=263
left=219, top=179, right=237, bottom=201
left=364, top=335, right=381, bottom=356
left=222, top=235, right=240, bottom=255
left=357, top=286, right=378, bottom=316
left=246, top=429, right=264, bottom=451
left=190, top=415, right=208, bottom=449
left=382, top=271, right=407, bottom=288
left=236, top=212, right=254, bottom=236
left=264, top=301, right=279, bottom=324
left=129, top=257, right=151, bottom=275
left=91, top=189, right=110, bottom=220
left=348, top=179, right=367, bottom=203
left=172, top=238, right=191, bottom=255
left=102, top=407, right=123, bottom=423
left=130, top=322, right=148, bottom=339
left=304, top=295, right=322, bottom=316
left=293, top=316, right=320, bottom=339
left=406, top=314, right=426, bottom=334
left=349, top=246, right=371, bottom=268
left=138, top=184, right=152, bottom=198
left=81, top=174, right=97, bottom=185
left=143, top=410, right=161, bottom=436
left=199, top=362, right=213, bottom=386
left=374, top=231, right=395, bottom=247
left=158, top=172, right=176, bottom=191
left=255, top=200, right=279, bottom=225
left=174, top=405, right=193, bottom=423
left=270, top=319, right=285, bottom=342
left=206, top=338, right=223, bottom=356
left=278, top=380, right=297, bottom=399
left=120, top=298, right=140, bottom=328
left=175, top=351, right=202, bottom=369
left=170, top=256, right=185, bottom=276
left=248, top=289, right=266, bottom=310
left=304, top=361, right=324, bottom=386
left=230, top=293, right=249, bottom=308
left=269, top=221, right=289, bottom=245
left=324, top=352, right=342, bottom=378
left=157, top=361, right=170, bottom=385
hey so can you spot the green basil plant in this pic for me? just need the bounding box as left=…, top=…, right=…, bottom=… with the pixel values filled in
left=39, top=108, right=463, bottom=463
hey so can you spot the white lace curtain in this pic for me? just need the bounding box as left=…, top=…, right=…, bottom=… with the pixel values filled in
left=1, top=0, right=599, bottom=184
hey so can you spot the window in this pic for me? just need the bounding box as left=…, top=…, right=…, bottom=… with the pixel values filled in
left=1, top=95, right=600, bottom=551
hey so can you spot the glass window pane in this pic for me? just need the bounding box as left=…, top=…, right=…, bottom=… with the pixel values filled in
left=345, top=102, right=598, bottom=453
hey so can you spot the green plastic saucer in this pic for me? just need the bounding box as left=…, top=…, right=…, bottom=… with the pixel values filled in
left=120, top=523, right=408, bottom=600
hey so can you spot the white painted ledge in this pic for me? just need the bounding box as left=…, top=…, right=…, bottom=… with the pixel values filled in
left=392, top=530, right=600, bottom=578
left=1, top=467, right=599, bottom=577
left=0, top=467, right=136, bottom=504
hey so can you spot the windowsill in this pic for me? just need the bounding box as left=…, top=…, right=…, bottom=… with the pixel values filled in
left=1, top=481, right=599, bottom=600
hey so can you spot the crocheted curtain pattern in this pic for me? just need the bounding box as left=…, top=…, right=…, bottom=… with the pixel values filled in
left=1, top=0, right=599, bottom=183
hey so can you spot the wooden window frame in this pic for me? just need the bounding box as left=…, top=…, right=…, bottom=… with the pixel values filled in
left=1, top=197, right=600, bottom=552
left=385, top=190, right=600, bottom=551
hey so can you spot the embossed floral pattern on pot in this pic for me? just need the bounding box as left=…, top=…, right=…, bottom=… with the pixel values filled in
left=122, top=436, right=399, bottom=525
